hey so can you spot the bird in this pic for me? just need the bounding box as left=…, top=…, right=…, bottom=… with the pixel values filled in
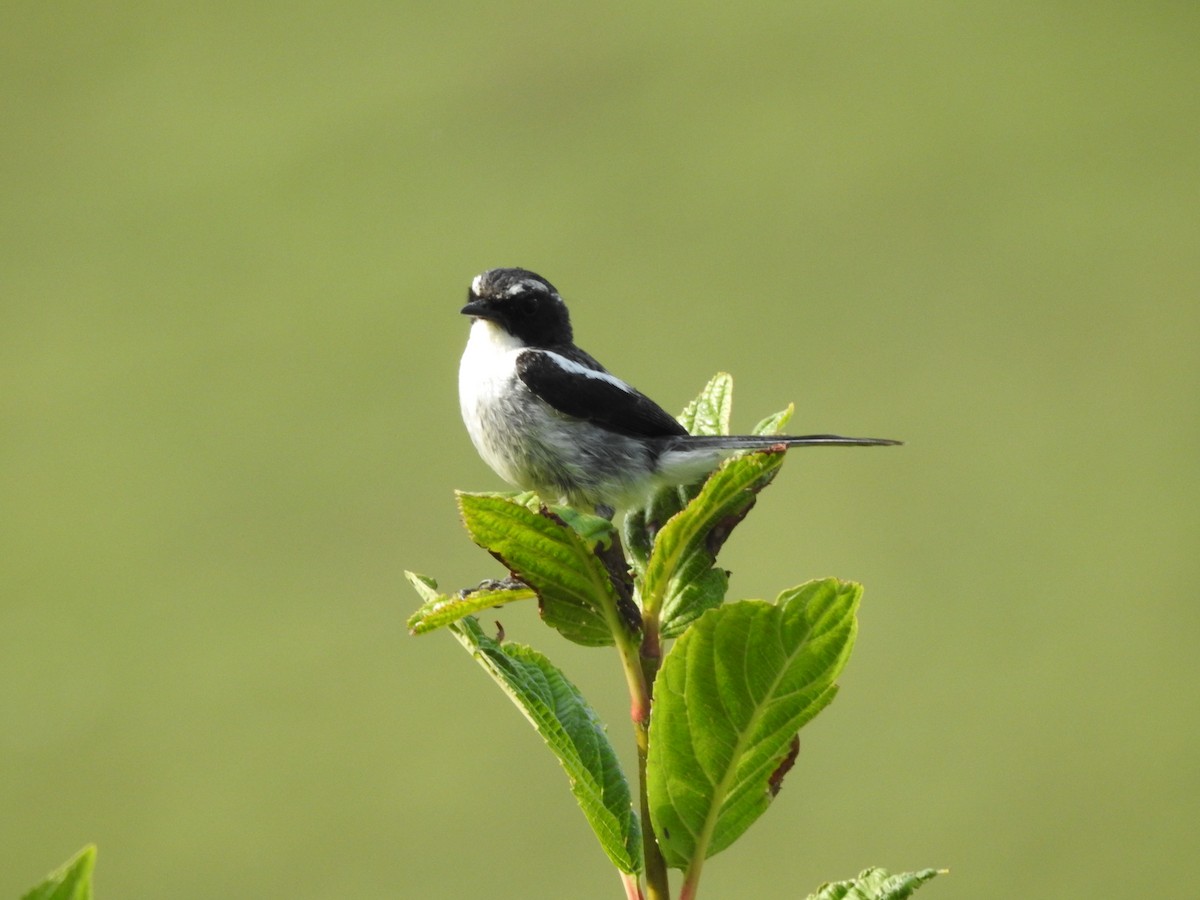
left=458, top=267, right=900, bottom=516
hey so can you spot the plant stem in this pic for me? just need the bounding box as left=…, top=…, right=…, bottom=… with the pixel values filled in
left=607, top=523, right=669, bottom=899
left=678, top=855, right=705, bottom=900
left=636, top=715, right=669, bottom=900
left=604, top=586, right=668, bottom=898
left=613, top=624, right=651, bottom=728
left=637, top=615, right=669, bottom=900
left=620, top=870, right=645, bottom=900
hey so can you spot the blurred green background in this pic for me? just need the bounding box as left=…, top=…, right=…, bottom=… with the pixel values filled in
left=3, top=3, right=1196, bottom=897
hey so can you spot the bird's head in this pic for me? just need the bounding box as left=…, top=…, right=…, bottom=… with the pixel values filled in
left=461, top=268, right=573, bottom=347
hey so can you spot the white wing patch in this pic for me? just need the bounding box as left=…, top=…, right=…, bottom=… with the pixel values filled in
left=543, top=351, right=635, bottom=393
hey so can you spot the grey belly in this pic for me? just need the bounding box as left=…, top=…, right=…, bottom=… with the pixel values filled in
left=468, top=389, right=655, bottom=508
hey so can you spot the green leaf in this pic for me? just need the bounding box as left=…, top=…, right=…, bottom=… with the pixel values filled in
left=648, top=579, right=861, bottom=868
left=752, top=401, right=795, bottom=436
left=678, top=372, right=733, bottom=437
left=622, top=486, right=681, bottom=577
left=450, top=617, right=642, bottom=873
left=549, top=506, right=618, bottom=549
left=405, top=571, right=536, bottom=635
left=405, top=570, right=442, bottom=604
left=22, top=845, right=96, bottom=900
left=504, top=492, right=618, bottom=551
left=625, top=373, right=736, bottom=574
left=458, top=492, right=633, bottom=647
left=659, top=567, right=729, bottom=638
left=644, top=449, right=786, bottom=634
left=805, top=867, right=945, bottom=900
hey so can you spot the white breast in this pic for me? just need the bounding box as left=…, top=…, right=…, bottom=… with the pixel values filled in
left=458, top=319, right=528, bottom=485
left=459, top=319, right=522, bottom=409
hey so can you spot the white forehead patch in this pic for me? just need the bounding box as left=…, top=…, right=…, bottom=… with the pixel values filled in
left=505, top=279, right=546, bottom=298
left=471, top=273, right=485, bottom=296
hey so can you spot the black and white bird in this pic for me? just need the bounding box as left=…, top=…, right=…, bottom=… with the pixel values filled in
left=458, top=267, right=900, bottom=515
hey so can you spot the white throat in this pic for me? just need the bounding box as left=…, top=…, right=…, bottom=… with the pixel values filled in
left=459, top=319, right=523, bottom=418
left=461, top=318, right=523, bottom=374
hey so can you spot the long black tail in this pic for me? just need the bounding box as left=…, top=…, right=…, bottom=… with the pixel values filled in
left=667, top=433, right=902, bottom=450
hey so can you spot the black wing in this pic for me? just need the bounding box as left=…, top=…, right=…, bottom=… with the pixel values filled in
left=516, top=348, right=687, bottom=439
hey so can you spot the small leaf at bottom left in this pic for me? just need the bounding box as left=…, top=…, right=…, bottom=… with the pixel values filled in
left=450, top=616, right=642, bottom=874
left=405, top=571, right=535, bottom=635
left=22, top=845, right=95, bottom=900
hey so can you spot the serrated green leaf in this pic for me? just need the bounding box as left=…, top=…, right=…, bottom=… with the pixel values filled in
left=625, top=373, right=742, bottom=575
left=622, top=486, right=680, bottom=576
left=678, top=372, right=733, bottom=437
left=621, top=504, right=653, bottom=576
left=503, top=492, right=619, bottom=551
left=549, top=505, right=618, bottom=549
left=458, top=492, right=632, bottom=647
left=648, top=579, right=861, bottom=868
left=659, top=567, right=728, bottom=637
left=405, top=571, right=536, bottom=635
left=450, top=617, right=642, bottom=873
left=753, top=401, right=795, bottom=436
left=644, top=450, right=786, bottom=634
left=805, top=866, right=944, bottom=900
left=672, top=372, right=738, bottom=510
left=22, top=845, right=95, bottom=900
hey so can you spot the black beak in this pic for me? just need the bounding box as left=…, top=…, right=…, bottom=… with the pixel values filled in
left=460, top=298, right=494, bottom=318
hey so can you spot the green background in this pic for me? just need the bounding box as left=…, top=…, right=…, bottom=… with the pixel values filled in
left=3, top=3, right=1196, bottom=897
